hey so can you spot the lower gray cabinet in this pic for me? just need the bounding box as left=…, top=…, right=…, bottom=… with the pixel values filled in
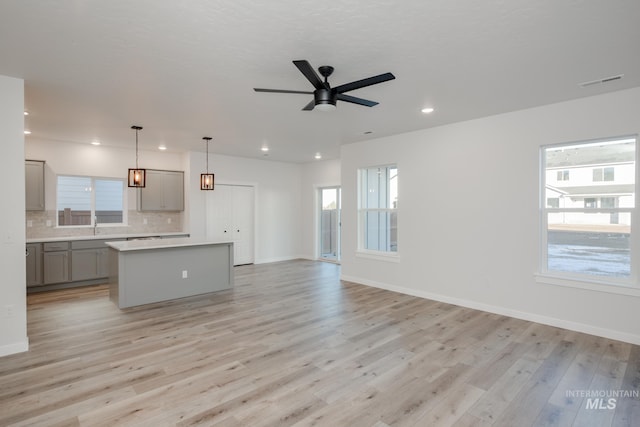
left=43, top=250, right=70, bottom=285
left=71, top=248, right=108, bottom=281
left=71, top=240, right=114, bottom=281
left=26, top=243, right=43, bottom=287
left=28, top=237, right=147, bottom=288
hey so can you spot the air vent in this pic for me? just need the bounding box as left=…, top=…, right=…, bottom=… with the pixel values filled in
left=579, top=74, right=624, bottom=88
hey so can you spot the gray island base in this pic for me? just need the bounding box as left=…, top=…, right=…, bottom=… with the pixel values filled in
left=106, top=238, right=234, bottom=308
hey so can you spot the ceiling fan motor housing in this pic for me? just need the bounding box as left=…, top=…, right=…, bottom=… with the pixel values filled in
left=314, top=88, right=337, bottom=108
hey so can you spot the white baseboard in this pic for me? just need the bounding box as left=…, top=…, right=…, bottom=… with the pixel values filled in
left=0, top=338, right=29, bottom=358
left=340, top=274, right=640, bottom=345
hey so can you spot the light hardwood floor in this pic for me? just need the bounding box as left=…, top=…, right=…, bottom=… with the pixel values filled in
left=1, top=260, right=639, bottom=426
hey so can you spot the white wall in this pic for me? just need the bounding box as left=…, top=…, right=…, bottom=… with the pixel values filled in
left=341, top=86, right=640, bottom=344
left=26, top=138, right=184, bottom=212
left=299, top=159, right=341, bottom=259
left=0, top=75, right=27, bottom=356
left=187, top=152, right=302, bottom=263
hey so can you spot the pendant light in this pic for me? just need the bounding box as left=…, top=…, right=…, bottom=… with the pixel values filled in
left=201, top=137, right=215, bottom=190
left=128, top=125, right=146, bottom=187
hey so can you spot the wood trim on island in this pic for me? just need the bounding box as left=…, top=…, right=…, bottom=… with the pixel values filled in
left=106, top=238, right=234, bottom=308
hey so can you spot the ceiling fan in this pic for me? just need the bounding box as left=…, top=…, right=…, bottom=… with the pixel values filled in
left=254, top=60, right=395, bottom=111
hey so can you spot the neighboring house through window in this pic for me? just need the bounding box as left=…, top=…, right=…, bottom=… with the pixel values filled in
left=57, top=176, right=125, bottom=226
left=540, top=136, right=636, bottom=283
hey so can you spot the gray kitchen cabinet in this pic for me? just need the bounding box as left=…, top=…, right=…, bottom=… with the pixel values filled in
left=43, top=242, right=71, bottom=285
left=71, top=248, right=109, bottom=281
left=26, top=243, right=43, bottom=287
left=25, top=160, right=45, bottom=211
left=137, top=169, right=184, bottom=211
left=71, top=240, right=111, bottom=281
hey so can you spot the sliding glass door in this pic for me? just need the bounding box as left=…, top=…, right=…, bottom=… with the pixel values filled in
left=319, top=187, right=341, bottom=262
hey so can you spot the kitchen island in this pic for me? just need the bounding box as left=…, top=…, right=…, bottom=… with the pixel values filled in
left=106, top=237, right=233, bottom=308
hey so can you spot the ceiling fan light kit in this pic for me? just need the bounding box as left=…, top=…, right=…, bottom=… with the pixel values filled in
left=254, top=60, right=395, bottom=111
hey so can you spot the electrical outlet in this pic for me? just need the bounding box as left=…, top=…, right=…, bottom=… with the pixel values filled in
left=46, top=220, right=52, bottom=227
left=143, top=218, right=147, bottom=225
left=182, top=270, right=188, bottom=279
left=167, top=218, right=172, bottom=224
left=27, top=220, right=33, bottom=228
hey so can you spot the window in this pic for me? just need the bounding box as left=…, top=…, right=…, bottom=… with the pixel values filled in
left=358, top=165, right=398, bottom=253
left=584, top=198, right=597, bottom=208
left=57, top=176, right=125, bottom=226
left=601, top=197, right=616, bottom=209
left=557, top=170, right=570, bottom=181
left=547, top=198, right=560, bottom=208
left=593, top=167, right=615, bottom=182
left=541, top=136, right=636, bottom=282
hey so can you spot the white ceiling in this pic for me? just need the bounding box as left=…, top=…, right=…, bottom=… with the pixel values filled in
left=1, top=0, right=639, bottom=163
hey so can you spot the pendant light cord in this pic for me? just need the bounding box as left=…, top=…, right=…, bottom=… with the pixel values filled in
left=131, top=125, right=143, bottom=169
left=203, top=136, right=212, bottom=174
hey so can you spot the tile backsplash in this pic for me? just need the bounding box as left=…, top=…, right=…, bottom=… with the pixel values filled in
left=26, top=210, right=184, bottom=239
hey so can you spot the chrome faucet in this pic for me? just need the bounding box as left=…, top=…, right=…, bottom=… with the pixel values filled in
left=93, top=215, right=98, bottom=235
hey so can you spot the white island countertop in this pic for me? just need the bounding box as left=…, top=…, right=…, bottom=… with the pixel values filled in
left=106, top=237, right=233, bottom=252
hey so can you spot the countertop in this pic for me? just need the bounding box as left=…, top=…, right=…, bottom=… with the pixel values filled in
left=106, top=237, right=233, bottom=252
left=26, top=232, right=189, bottom=244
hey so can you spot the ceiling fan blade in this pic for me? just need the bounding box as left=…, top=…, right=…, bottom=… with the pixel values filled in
left=334, top=72, right=395, bottom=94
left=337, top=93, right=378, bottom=107
left=293, top=60, right=326, bottom=90
left=254, top=88, right=313, bottom=94
left=302, top=100, right=316, bottom=111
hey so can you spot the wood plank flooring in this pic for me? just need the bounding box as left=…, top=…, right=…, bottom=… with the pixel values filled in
left=1, top=259, right=639, bottom=426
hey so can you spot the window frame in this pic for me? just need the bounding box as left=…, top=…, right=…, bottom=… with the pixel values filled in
left=357, top=164, right=398, bottom=259
left=538, top=135, right=638, bottom=292
left=56, top=174, right=127, bottom=228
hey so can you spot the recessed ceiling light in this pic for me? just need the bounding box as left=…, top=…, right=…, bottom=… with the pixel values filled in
left=158, top=145, right=167, bottom=151
left=24, top=130, right=31, bottom=135
left=364, top=131, right=373, bottom=135
left=421, top=107, right=435, bottom=114
left=23, top=111, right=29, bottom=116
left=261, top=146, right=269, bottom=152
left=91, top=141, right=100, bottom=146
left=314, top=152, right=322, bottom=160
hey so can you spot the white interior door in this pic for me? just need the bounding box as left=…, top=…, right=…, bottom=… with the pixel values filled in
left=206, top=184, right=254, bottom=266
left=231, top=186, right=254, bottom=265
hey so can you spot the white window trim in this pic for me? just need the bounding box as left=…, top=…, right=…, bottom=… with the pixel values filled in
left=539, top=135, right=638, bottom=289
left=534, top=272, right=640, bottom=298
left=356, top=250, right=400, bottom=263
left=357, top=164, right=398, bottom=256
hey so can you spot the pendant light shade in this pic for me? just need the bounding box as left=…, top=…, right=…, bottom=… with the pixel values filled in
left=128, top=125, right=146, bottom=187
left=201, top=137, right=214, bottom=190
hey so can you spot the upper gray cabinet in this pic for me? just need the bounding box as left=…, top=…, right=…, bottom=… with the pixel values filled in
left=25, top=160, right=45, bottom=211
left=137, top=169, right=184, bottom=211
